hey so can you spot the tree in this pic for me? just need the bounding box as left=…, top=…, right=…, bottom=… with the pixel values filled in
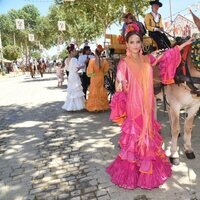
left=3, top=45, right=22, bottom=60
left=30, top=50, right=41, bottom=60
left=53, top=0, right=149, bottom=45
left=58, top=48, right=68, bottom=60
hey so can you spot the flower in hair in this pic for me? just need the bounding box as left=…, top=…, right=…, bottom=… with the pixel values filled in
left=125, top=23, right=140, bottom=34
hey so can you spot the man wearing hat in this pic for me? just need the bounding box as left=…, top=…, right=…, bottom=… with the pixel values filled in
left=144, top=0, right=171, bottom=49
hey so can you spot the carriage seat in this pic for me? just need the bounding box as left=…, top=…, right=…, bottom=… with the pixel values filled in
left=105, top=34, right=126, bottom=54
left=143, top=35, right=157, bottom=48
left=105, top=34, right=159, bottom=54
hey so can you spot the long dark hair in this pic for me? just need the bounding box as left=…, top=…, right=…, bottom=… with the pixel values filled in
left=66, top=44, right=75, bottom=53
left=125, top=31, right=143, bottom=43
left=83, top=46, right=90, bottom=55
left=95, top=49, right=102, bottom=68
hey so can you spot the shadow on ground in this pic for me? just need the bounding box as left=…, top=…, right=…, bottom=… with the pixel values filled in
left=0, top=100, right=200, bottom=199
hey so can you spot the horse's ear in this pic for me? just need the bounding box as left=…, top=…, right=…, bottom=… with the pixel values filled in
left=190, top=9, right=200, bottom=30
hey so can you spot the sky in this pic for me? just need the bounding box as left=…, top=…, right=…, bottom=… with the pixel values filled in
left=1, top=0, right=199, bottom=26
left=0, top=0, right=53, bottom=16
left=0, top=0, right=199, bottom=54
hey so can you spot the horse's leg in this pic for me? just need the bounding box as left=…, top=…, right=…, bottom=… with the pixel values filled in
left=30, top=69, right=33, bottom=78
left=168, top=105, right=181, bottom=165
left=41, top=70, right=43, bottom=78
left=183, top=105, right=199, bottom=159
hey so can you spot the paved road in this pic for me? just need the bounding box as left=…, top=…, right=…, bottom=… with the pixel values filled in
left=0, top=73, right=200, bottom=200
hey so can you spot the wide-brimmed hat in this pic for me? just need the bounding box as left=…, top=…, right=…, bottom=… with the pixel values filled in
left=150, top=0, right=162, bottom=7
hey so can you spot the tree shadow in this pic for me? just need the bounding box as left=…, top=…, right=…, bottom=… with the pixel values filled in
left=0, top=99, right=200, bottom=200
left=22, top=76, right=57, bottom=83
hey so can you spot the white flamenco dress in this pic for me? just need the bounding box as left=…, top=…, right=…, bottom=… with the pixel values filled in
left=62, top=57, right=85, bottom=111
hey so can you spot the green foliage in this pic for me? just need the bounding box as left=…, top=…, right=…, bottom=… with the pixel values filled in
left=0, top=4, right=53, bottom=50
left=30, top=50, right=41, bottom=60
left=58, top=48, right=67, bottom=60
left=3, top=45, right=22, bottom=60
left=51, top=0, right=150, bottom=45
left=0, top=0, right=150, bottom=57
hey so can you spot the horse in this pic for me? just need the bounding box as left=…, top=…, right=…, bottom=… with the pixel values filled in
left=37, top=61, right=46, bottom=78
left=160, top=11, right=200, bottom=165
left=18, top=64, right=27, bottom=74
left=29, top=63, right=36, bottom=78
left=164, top=36, right=200, bottom=165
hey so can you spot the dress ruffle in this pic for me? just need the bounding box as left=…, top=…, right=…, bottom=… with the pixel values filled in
left=106, top=118, right=172, bottom=189
left=62, top=95, right=85, bottom=111
left=106, top=54, right=174, bottom=190
left=85, top=93, right=109, bottom=112
left=109, top=91, right=127, bottom=125
left=106, top=155, right=171, bottom=190
left=62, top=57, right=85, bottom=111
left=158, top=46, right=181, bottom=84
left=62, top=77, right=85, bottom=111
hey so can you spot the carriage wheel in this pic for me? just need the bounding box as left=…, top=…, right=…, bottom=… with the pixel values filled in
left=104, top=68, right=116, bottom=101
left=143, top=44, right=156, bottom=54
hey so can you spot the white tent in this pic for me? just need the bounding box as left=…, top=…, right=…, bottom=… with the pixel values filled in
left=0, top=58, right=12, bottom=63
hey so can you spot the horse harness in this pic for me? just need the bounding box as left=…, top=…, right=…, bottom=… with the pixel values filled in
left=174, top=39, right=200, bottom=96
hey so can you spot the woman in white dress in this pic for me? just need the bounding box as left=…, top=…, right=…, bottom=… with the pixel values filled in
left=62, top=45, right=85, bottom=111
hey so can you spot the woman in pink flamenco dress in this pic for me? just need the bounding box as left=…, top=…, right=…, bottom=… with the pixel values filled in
left=106, top=25, right=194, bottom=189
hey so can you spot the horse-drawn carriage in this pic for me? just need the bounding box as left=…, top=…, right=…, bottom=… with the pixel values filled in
left=104, top=15, right=200, bottom=165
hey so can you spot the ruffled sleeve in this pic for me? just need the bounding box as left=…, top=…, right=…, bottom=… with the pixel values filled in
left=109, top=59, right=127, bottom=125
left=158, top=46, right=181, bottom=84
left=116, top=59, right=128, bottom=91
left=69, top=57, right=79, bottom=72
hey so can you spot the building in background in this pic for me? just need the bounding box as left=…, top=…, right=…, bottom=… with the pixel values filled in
left=165, top=14, right=199, bottom=37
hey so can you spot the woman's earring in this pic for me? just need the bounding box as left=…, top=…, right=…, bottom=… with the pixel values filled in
left=140, top=45, right=144, bottom=54
left=126, top=48, right=131, bottom=56
left=139, top=48, right=143, bottom=55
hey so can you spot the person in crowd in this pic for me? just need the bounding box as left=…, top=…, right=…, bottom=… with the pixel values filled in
left=55, top=61, right=65, bottom=87
left=78, top=46, right=94, bottom=98
left=144, top=0, right=171, bottom=49
left=106, top=23, right=194, bottom=189
left=62, top=44, right=85, bottom=111
left=85, top=45, right=110, bottom=112
left=12, top=61, right=19, bottom=75
left=64, top=44, right=75, bottom=79
left=122, top=13, right=146, bottom=38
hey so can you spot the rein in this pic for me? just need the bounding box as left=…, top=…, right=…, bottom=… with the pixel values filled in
left=174, top=44, right=200, bottom=96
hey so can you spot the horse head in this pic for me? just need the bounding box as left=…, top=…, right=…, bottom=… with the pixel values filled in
left=173, top=35, right=200, bottom=96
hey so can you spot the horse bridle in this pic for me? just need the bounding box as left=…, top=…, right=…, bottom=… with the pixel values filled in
left=174, top=45, right=200, bottom=96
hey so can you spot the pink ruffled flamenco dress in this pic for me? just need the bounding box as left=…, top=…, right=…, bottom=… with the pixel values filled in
left=107, top=46, right=181, bottom=189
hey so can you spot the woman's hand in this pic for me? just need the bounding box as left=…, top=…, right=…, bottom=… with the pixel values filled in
left=115, top=80, right=123, bottom=92
left=151, top=49, right=165, bottom=58
left=179, top=37, right=195, bottom=50
left=151, top=50, right=165, bottom=66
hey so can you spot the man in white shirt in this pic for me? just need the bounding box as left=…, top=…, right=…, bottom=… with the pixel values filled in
left=78, top=46, right=94, bottom=98
left=144, top=0, right=171, bottom=49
